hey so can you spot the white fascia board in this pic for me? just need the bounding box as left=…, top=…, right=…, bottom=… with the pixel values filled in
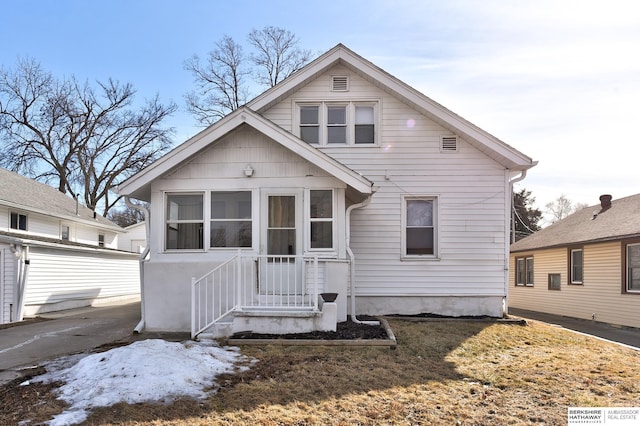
left=117, top=107, right=373, bottom=197
left=250, top=44, right=534, bottom=170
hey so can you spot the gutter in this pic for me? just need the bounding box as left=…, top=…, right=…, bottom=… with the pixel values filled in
left=125, top=197, right=150, bottom=333
left=504, top=169, right=528, bottom=317
left=345, top=195, right=379, bottom=326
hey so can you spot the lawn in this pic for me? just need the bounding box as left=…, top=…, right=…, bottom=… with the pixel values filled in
left=2, top=318, right=639, bottom=425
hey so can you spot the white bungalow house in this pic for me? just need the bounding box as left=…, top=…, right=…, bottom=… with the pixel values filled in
left=117, top=44, right=536, bottom=338
left=0, top=167, right=140, bottom=323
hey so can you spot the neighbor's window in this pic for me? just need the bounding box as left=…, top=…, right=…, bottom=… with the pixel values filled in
left=515, top=256, right=534, bottom=286
left=98, top=233, right=105, bottom=248
left=403, top=197, right=437, bottom=257
left=165, top=193, right=204, bottom=250
left=297, top=101, right=377, bottom=145
left=570, top=248, right=583, bottom=284
left=10, top=212, right=27, bottom=231
left=309, top=190, right=333, bottom=249
left=548, top=273, right=561, bottom=290
left=61, top=225, right=70, bottom=241
left=210, top=191, right=252, bottom=248
left=626, top=243, right=640, bottom=292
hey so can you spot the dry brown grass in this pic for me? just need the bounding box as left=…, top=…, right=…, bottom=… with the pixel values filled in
left=2, top=319, right=639, bottom=425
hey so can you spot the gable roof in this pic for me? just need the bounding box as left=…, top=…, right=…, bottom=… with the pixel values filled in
left=511, top=194, right=640, bottom=252
left=248, top=43, right=535, bottom=171
left=0, top=167, right=122, bottom=231
left=117, top=107, right=374, bottom=200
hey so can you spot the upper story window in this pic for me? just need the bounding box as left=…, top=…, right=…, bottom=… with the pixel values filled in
left=165, top=193, right=204, bottom=250
left=98, top=233, right=105, bottom=248
left=10, top=212, right=27, bottom=231
left=296, top=101, right=377, bottom=146
left=210, top=191, right=252, bottom=248
left=402, top=196, right=438, bottom=258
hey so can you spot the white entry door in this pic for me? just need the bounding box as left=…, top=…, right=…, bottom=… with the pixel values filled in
left=260, top=191, right=303, bottom=296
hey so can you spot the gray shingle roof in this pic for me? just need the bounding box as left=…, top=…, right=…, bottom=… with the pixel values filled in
left=0, top=167, right=121, bottom=230
left=511, top=194, right=640, bottom=252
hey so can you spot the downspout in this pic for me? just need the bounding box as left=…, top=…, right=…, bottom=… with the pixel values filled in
left=125, top=197, right=150, bottom=333
left=346, top=194, right=379, bottom=326
left=9, top=244, right=30, bottom=322
left=504, top=169, right=528, bottom=317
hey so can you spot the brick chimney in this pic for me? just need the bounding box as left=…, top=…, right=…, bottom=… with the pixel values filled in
left=599, top=194, right=612, bottom=212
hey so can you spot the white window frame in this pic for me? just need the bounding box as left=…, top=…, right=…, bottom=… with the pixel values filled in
left=295, top=100, right=379, bottom=146
left=401, top=196, right=438, bottom=260
left=515, top=256, right=534, bottom=286
left=569, top=248, right=584, bottom=285
left=209, top=190, right=254, bottom=249
left=305, top=188, right=336, bottom=254
left=164, top=192, right=205, bottom=252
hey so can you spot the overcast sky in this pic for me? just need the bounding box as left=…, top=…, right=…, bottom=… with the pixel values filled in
left=2, top=0, right=639, bottom=213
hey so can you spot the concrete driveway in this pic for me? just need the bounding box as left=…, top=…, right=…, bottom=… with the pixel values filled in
left=509, top=308, right=640, bottom=350
left=0, top=302, right=141, bottom=385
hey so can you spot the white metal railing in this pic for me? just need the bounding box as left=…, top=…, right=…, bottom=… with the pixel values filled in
left=191, top=252, right=319, bottom=338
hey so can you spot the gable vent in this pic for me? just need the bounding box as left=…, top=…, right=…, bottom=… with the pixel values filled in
left=331, top=76, right=349, bottom=91
left=440, top=136, right=458, bottom=152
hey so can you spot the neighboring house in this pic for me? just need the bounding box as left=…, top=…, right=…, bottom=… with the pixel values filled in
left=118, top=221, right=147, bottom=254
left=0, top=168, right=140, bottom=323
left=117, top=44, right=535, bottom=337
left=510, top=194, right=640, bottom=329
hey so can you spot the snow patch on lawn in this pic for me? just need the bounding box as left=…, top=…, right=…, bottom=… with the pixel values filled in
left=32, top=339, right=252, bottom=425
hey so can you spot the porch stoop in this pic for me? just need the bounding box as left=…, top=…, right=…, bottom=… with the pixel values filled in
left=198, top=302, right=338, bottom=339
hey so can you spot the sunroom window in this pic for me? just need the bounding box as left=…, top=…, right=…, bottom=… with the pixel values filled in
left=210, top=191, right=252, bottom=248
left=165, top=193, right=204, bottom=250
left=309, top=190, right=333, bottom=249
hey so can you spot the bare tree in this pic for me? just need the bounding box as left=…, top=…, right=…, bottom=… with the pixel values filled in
left=184, top=27, right=312, bottom=125
left=0, top=57, right=177, bottom=216
left=107, top=201, right=148, bottom=227
left=544, top=194, right=588, bottom=224
left=184, top=35, right=250, bottom=126
left=248, top=26, right=312, bottom=87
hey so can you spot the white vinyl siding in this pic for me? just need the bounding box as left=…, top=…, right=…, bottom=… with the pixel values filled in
left=510, top=242, right=640, bottom=329
left=23, top=247, right=139, bottom=313
left=264, top=64, right=510, bottom=298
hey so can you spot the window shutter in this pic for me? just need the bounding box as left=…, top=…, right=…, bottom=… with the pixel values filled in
left=331, top=76, right=349, bottom=91
left=441, top=136, right=458, bottom=152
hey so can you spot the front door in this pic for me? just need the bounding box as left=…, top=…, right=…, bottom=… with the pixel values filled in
left=260, top=191, right=303, bottom=296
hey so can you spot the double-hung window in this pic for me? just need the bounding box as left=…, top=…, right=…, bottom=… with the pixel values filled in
left=297, top=101, right=377, bottom=145
left=165, top=193, right=204, bottom=250
left=515, top=256, right=534, bottom=286
left=626, top=243, right=640, bottom=292
left=403, top=197, right=437, bottom=258
left=210, top=191, right=252, bottom=248
left=569, top=248, right=583, bottom=284
left=309, top=190, right=333, bottom=250
left=10, top=212, right=27, bottom=231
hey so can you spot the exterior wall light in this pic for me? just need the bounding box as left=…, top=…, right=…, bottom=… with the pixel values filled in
left=244, top=164, right=254, bottom=177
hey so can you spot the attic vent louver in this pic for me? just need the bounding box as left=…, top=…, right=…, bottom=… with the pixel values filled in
left=441, top=136, right=458, bottom=152
left=332, top=76, right=349, bottom=91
